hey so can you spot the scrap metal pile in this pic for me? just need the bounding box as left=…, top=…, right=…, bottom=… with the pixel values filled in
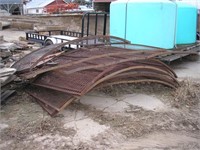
left=12, top=36, right=179, bottom=116
left=0, top=36, right=32, bottom=103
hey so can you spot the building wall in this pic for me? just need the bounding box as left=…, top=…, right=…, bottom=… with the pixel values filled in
left=46, top=0, right=66, bottom=5
left=0, top=14, right=110, bottom=34
left=0, top=4, right=23, bottom=14
left=93, top=0, right=116, bottom=12
left=45, top=0, right=67, bottom=14
left=26, top=8, right=45, bottom=14
left=94, top=2, right=111, bottom=12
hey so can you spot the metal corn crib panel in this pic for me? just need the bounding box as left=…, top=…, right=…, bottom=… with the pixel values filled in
left=12, top=35, right=182, bottom=116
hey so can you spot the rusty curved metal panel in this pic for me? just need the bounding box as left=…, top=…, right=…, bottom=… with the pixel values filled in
left=12, top=35, right=131, bottom=72
left=13, top=35, right=182, bottom=116
left=20, top=49, right=167, bottom=79
left=12, top=44, right=60, bottom=72
left=26, top=85, right=78, bottom=116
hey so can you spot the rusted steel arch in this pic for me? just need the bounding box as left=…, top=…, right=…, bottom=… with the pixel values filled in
left=11, top=35, right=183, bottom=116
left=27, top=61, right=178, bottom=116
left=107, top=59, right=177, bottom=75
left=31, top=66, right=115, bottom=95
left=12, top=35, right=130, bottom=73
left=13, top=35, right=197, bottom=74
left=35, top=97, right=77, bottom=117
left=36, top=100, right=58, bottom=116
left=82, top=66, right=178, bottom=94
left=26, top=86, right=79, bottom=116
left=29, top=61, right=178, bottom=96
left=105, top=72, right=179, bottom=86
left=30, top=46, right=166, bottom=70
left=29, top=36, right=131, bottom=71
left=12, top=44, right=61, bottom=72
left=58, top=64, right=176, bottom=80
left=145, top=59, right=177, bottom=77
left=21, top=50, right=169, bottom=79
left=19, top=50, right=146, bottom=79
left=38, top=57, right=176, bottom=77
left=131, top=59, right=177, bottom=78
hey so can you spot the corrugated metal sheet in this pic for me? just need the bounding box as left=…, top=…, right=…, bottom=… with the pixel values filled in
left=0, top=0, right=22, bottom=4
left=25, top=0, right=55, bottom=9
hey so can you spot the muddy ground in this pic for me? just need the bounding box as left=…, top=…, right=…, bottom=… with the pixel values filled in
left=0, top=29, right=200, bottom=150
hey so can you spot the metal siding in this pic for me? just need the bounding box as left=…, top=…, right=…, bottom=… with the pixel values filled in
left=0, top=0, right=22, bottom=4
left=25, top=0, right=55, bottom=9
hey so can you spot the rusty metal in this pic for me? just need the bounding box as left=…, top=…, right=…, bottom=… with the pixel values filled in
left=31, top=61, right=179, bottom=95
left=12, top=35, right=131, bottom=73
left=157, top=43, right=200, bottom=63
left=20, top=47, right=167, bottom=79
left=32, top=67, right=114, bottom=95
left=13, top=35, right=183, bottom=116
left=26, top=86, right=78, bottom=116
left=12, top=44, right=60, bottom=73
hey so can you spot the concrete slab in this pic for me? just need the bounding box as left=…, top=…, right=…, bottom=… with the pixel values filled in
left=172, top=57, right=200, bottom=79
left=121, top=94, right=165, bottom=111
left=64, top=118, right=109, bottom=144
left=61, top=109, right=87, bottom=123
left=80, top=95, right=117, bottom=110
left=0, top=30, right=25, bottom=42
left=104, top=101, right=129, bottom=113
left=80, top=92, right=166, bottom=112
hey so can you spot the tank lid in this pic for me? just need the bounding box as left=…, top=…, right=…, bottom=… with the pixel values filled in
left=111, top=0, right=129, bottom=4
left=112, top=0, right=175, bottom=4
left=127, top=0, right=175, bottom=4
left=176, top=1, right=198, bottom=9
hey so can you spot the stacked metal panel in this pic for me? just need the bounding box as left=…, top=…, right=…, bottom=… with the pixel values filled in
left=13, top=36, right=179, bottom=116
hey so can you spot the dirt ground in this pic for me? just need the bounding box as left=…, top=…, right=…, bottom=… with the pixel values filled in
left=0, top=29, right=200, bottom=150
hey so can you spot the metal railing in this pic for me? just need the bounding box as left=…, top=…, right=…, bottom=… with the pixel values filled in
left=81, top=12, right=108, bottom=37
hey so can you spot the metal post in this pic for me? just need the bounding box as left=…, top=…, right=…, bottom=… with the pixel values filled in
left=87, top=13, right=90, bottom=36
left=103, top=13, right=107, bottom=35
left=81, top=15, right=85, bottom=37
left=95, top=13, right=98, bottom=35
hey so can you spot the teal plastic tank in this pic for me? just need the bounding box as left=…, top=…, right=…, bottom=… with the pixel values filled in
left=110, top=0, right=177, bottom=49
left=175, top=2, right=197, bottom=45
left=110, top=0, right=128, bottom=40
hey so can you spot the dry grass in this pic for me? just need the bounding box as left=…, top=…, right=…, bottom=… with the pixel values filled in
left=171, top=80, right=200, bottom=108
left=97, top=83, right=171, bottom=97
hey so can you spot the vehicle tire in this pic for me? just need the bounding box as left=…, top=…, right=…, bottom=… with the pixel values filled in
left=44, top=40, right=53, bottom=46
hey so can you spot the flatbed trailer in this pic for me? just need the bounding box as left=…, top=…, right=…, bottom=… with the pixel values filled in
left=26, top=12, right=108, bottom=46
left=158, top=43, right=200, bottom=63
